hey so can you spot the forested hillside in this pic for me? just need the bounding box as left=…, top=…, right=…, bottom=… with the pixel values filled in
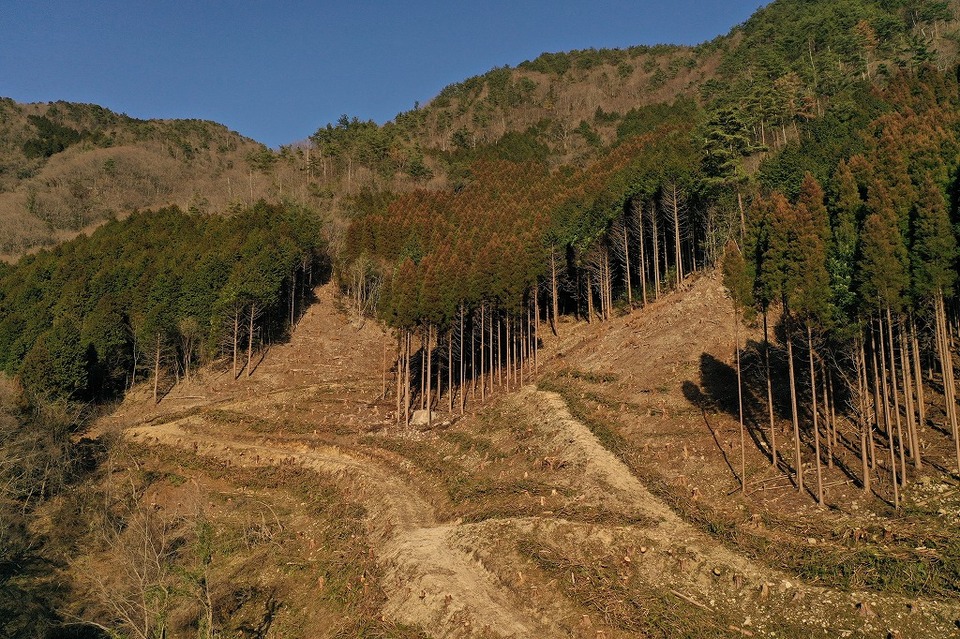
left=3, top=0, right=960, bottom=637
left=0, top=202, right=325, bottom=403
left=329, top=2, right=960, bottom=476
left=5, top=1, right=958, bottom=259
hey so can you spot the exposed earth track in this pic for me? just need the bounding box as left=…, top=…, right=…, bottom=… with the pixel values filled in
left=103, top=280, right=960, bottom=638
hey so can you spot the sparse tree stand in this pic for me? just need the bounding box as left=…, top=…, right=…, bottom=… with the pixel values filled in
left=665, top=182, right=684, bottom=287
left=935, top=292, right=960, bottom=472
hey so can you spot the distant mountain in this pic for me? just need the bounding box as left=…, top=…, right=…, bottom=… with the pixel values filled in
left=0, top=100, right=302, bottom=256
left=2, top=0, right=958, bottom=257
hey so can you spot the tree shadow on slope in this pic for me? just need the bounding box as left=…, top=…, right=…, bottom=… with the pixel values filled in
left=681, top=352, right=764, bottom=488
left=684, top=349, right=879, bottom=502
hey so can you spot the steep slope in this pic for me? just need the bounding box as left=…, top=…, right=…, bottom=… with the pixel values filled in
left=336, top=0, right=960, bottom=175
left=80, top=278, right=960, bottom=638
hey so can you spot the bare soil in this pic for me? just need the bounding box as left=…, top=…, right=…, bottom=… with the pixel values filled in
left=90, top=277, right=960, bottom=638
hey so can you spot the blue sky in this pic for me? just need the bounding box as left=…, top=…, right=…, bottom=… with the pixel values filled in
left=1, top=1, right=768, bottom=147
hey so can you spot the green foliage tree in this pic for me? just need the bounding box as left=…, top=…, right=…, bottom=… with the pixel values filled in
left=19, top=319, right=88, bottom=401
left=0, top=202, right=326, bottom=404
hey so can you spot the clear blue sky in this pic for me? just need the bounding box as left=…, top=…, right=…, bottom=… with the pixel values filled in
left=1, top=1, right=768, bottom=147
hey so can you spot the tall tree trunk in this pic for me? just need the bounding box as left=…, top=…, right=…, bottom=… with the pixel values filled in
left=601, top=249, right=609, bottom=320
left=435, top=328, right=441, bottom=415
left=651, top=203, right=661, bottom=299
left=426, top=323, right=433, bottom=428
left=858, top=338, right=871, bottom=494
left=605, top=248, right=612, bottom=318
left=505, top=318, right=512, bottom=393
left=246, top=303, right=256, bottom=378
left=519, top=315, right=524, bottom=384
left=786, top=318, right=803, bottom=494
left=405, top=331, right=412, bottom=428
left=233, top=309, right=240, bottom=379
left=622, top=220, right=632, bottom=306
left=735, top=307, right=746, bottom=494
left=290, top=268, right=296, bottom=327
left=910, top=314, right=926, bottom=436
left=420, top=329, right=426, bottom=410
left=448, top=330, right=454, bottom=413
left=130, top=335, right=139, bottom=390
left=530, top=297, right=540, bottom=375
left=877, top=314, right=899, bottom=510
left=501, top=316, right=507, bottom=386
left=460, top=305, right=466, bottom=415
left=808, top=325, right=824, bottom=507
left=550, top=249, right=560, bottom=336
left=489, top=308, right=495, bottom=396
left=382, top=332, right=387, bottom=400
left=822, top=363, right=833, bottom=469
left=936, top=292, right=960, bottom=472
left=471, top=309, right=477, bottom=401
left=690, top=216, right=698, bottom=273
left=764, top=312, right=777, bottom=467
left=520, top=310, right=533, bottom=387
left=870, top=329, right=882, bottom=470
left=480, top=305, right=485, bottom=401
left=885, top=306, right=907, bottom=487
left=829, top=368, right=838, bottom=468
left=585, top=271, right=594, bottom=323
left=736, top=187, right=746, bottom=241
left=670, top=183, right=683, bottom=286
left=637, top=200, right=648, bottom=306
left=396, top=332, right=403, bottom=426
left=153, top=332, right=161, bottom=404
left=183, top=340, right=190, bottom=383
left=533, top=292, right=539, bottom=375
left=900, top=322, right=920, bottom=469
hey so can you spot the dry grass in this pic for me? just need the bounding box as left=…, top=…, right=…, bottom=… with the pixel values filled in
left=542, top=369, right=960, bottom=600
left=60, top=441, right=430, bottom=638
